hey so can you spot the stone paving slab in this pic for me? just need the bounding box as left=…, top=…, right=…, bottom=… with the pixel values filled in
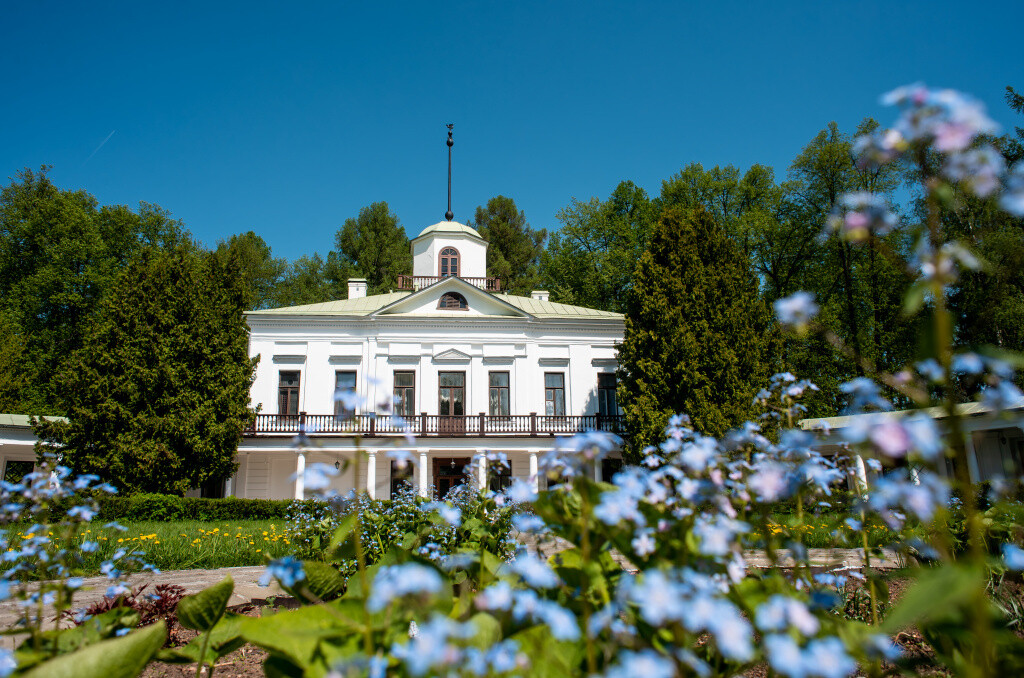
left=0, top=565, right=282, bottom=649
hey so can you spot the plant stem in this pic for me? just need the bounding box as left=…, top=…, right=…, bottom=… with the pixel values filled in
left=194, top=628, right=212, bottom=678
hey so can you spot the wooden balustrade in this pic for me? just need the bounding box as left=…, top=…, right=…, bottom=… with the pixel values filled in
left=247, top=412, right=623, bottom=437
left=395, top=275, right=501, bottom=291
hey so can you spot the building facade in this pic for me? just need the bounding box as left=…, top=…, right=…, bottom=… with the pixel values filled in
left=231, top=220, right=625, bottom=500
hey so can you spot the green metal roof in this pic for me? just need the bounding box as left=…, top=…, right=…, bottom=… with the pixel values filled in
left=247, top=290, right=623, bottom=321
left=411, top=221, right=486, bottom=243
left=0, top=413, right=66, bottom=428
left=248, top=292, right=410, bottom=317
left=799, top=401, right=1018, bottom=431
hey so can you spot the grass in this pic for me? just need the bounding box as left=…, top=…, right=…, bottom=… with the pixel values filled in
left=759, top=512, right=902, bottom=548
left=4, top=520, right=295, bottom=576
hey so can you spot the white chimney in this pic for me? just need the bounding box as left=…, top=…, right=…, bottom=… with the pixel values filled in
left=348, top=278, right=368, bottom=299
left=530, top=290, right=550, bottom=302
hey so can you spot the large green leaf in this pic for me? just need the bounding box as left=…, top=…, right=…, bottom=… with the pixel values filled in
left=291, top=561, right=347, bottom=603
left=22, top=620, right=166, bottom=678
left=507, top=625, right=583, bottom=677
left=177, top=575, right=234, bottom=631
left=240, top=600, right=362, bottom=666
left=883, top=565, right=982, bottom=633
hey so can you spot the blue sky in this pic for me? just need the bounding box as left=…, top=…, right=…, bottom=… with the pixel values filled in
left=3, top=1, right=1021, bottom=260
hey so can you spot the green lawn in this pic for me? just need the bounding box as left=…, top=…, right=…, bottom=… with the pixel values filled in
left=5, top=520, right=294, bottom=576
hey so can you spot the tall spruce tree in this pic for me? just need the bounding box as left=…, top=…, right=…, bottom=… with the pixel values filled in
left=35, top=244, right=256, bottom=495
left=617, top=207, right=778, bottom=456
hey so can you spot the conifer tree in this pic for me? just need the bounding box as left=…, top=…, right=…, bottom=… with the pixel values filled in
left=36, top=245, right=256, bottom=495
left=617, top=207, right=779, bottom=457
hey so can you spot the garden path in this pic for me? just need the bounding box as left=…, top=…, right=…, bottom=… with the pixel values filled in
left=0, top=542, right=898, bottom=649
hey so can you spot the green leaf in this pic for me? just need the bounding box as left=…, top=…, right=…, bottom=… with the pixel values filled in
left=22, top=620, right=166, bottom=678
left=157, top=613, right=245, bottom=664
left=883, top=565, right=982, bottom=633
left=507, top=625, right=583, bottom=678
left=296, top=561, right=347, bottom=602
left=177, top=575, right=234, bottom=631
left=328, top=514, right=358, bottom=550
left=240, top=600, right=362, bottom=666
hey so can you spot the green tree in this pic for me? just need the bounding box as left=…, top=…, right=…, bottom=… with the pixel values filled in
left=334, top=202, right=411, bottom=295
left=0, top=167, right=184, bottom=411
left=470, top=196, right=547, bottom=295
left=271, top=253, right=349, bottom=307
left=540, top=181, right=656, bottom=312
left=213, top=231, right=286, bottom=310
left=617, top=207, right=778, bottom=455
left=35, top=245, right=256, bottom=495
left=781, top=120, right=915, bottom=413
left=0, top=311, right=27, bottom=412
left=945, top=88, right=1024, bottom=360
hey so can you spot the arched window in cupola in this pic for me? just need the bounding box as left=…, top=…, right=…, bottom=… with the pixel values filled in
left=438, top=292, right=468, bottom=310
left=439, top=247, right=460, bottom=277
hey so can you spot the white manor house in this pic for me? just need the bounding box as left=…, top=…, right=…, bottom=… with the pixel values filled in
left=231, top=219, right=626, bottom=500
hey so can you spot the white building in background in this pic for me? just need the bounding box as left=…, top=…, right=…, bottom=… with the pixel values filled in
left=0, top=414, right=50, bottom=483
left=231, top=220, right=625, bottom=500
left=800, top=402, right=1024, bottom=488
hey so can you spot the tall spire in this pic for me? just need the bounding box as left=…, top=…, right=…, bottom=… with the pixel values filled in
left=445, top=123, right=454, bottom=221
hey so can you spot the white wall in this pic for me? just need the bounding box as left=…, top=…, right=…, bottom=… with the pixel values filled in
left=411, top=232, right=487, bottom=278
left=247, top=316, right=623, bottom=419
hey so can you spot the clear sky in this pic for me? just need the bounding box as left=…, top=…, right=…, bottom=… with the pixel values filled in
left=3, top=1, right=1021, bottom=261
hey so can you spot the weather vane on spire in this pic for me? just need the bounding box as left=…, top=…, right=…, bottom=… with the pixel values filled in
left=445, top=123, right=454, bottom=221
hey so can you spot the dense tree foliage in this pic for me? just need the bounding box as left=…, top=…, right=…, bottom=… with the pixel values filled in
left=617, top=207, right=778, bottom=455
left=213, top=231, right=286, bottom=310
left=470, top=195, right=547, bottom=295
left=540, top=181, right=657, bottom=313
left=0, top=167, right=186, bottom=413
left=35, top=245, right=257, bottom=495
left=333, top=201, right=411, bottom=295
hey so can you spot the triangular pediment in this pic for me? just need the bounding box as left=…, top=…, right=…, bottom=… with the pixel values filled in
left=371, top=277, right=533, bottom=318
left=433, top=348, right=472, bottom=362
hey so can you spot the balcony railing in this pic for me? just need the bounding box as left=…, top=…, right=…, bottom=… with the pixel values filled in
left=247, top=412, right=624, bottom=437
left=396, top=275, right=501, bottom=292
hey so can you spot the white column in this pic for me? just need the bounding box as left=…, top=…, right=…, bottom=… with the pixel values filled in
left=853, top=454, right=869, bottom=498
left=366, top=452, right=377, bottom=499
left=529, top=452, right=539, bottom=493
left=294, top=451, right=306, bottom=500
left=419, top=452, right=429, bottom=497
left=478, top=456, right=487, bottom=491
left=593, top=461, right=602, bottom=482
left=964, top=432, right=980, bottom=483
left=224, top=476, right=233, bottom=498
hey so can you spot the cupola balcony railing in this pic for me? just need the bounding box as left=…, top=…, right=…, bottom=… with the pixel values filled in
left=395, top=275, right=501, bottom=292
left=247, top=412, right=624, bottom=437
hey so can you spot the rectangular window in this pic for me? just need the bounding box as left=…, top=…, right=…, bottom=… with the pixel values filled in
left=488, top=464, right=512, bottom=493
left=334, top=371, right=357, bottom=418
left=544, top=373, right=565, bottom=416
left=390, top=460, right=414, bottom=499
left=597, top=373, right=618, bottom=415
left=393, top=371, right=416, bottom=417
left=489, top=371, right=510, bottom=416
left=278, top=371, right=300, bottom=415
left=2, top=460, right=34, bottom=484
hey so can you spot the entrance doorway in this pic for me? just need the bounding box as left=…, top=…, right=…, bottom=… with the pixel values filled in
left=438, top=372, right=465, bottom=434
left=433, top=457, right=471, bottom=498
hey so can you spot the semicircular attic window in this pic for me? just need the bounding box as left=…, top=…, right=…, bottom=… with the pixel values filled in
left=438, top=292, right=468, bottom=310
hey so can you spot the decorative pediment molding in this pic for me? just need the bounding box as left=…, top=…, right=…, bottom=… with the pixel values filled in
left=433, top=348, right=473, bottom=362
left=482, top=356, right=515, bottom=365
left=328, top=355, right=362, bottom=365
left=538, top=357, right=570, bottom=367
left=591, top=358, right=618, bottom=368
left=272, top=355, right=306, bottom=365
left=387, top=356, right=421, bottom=365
